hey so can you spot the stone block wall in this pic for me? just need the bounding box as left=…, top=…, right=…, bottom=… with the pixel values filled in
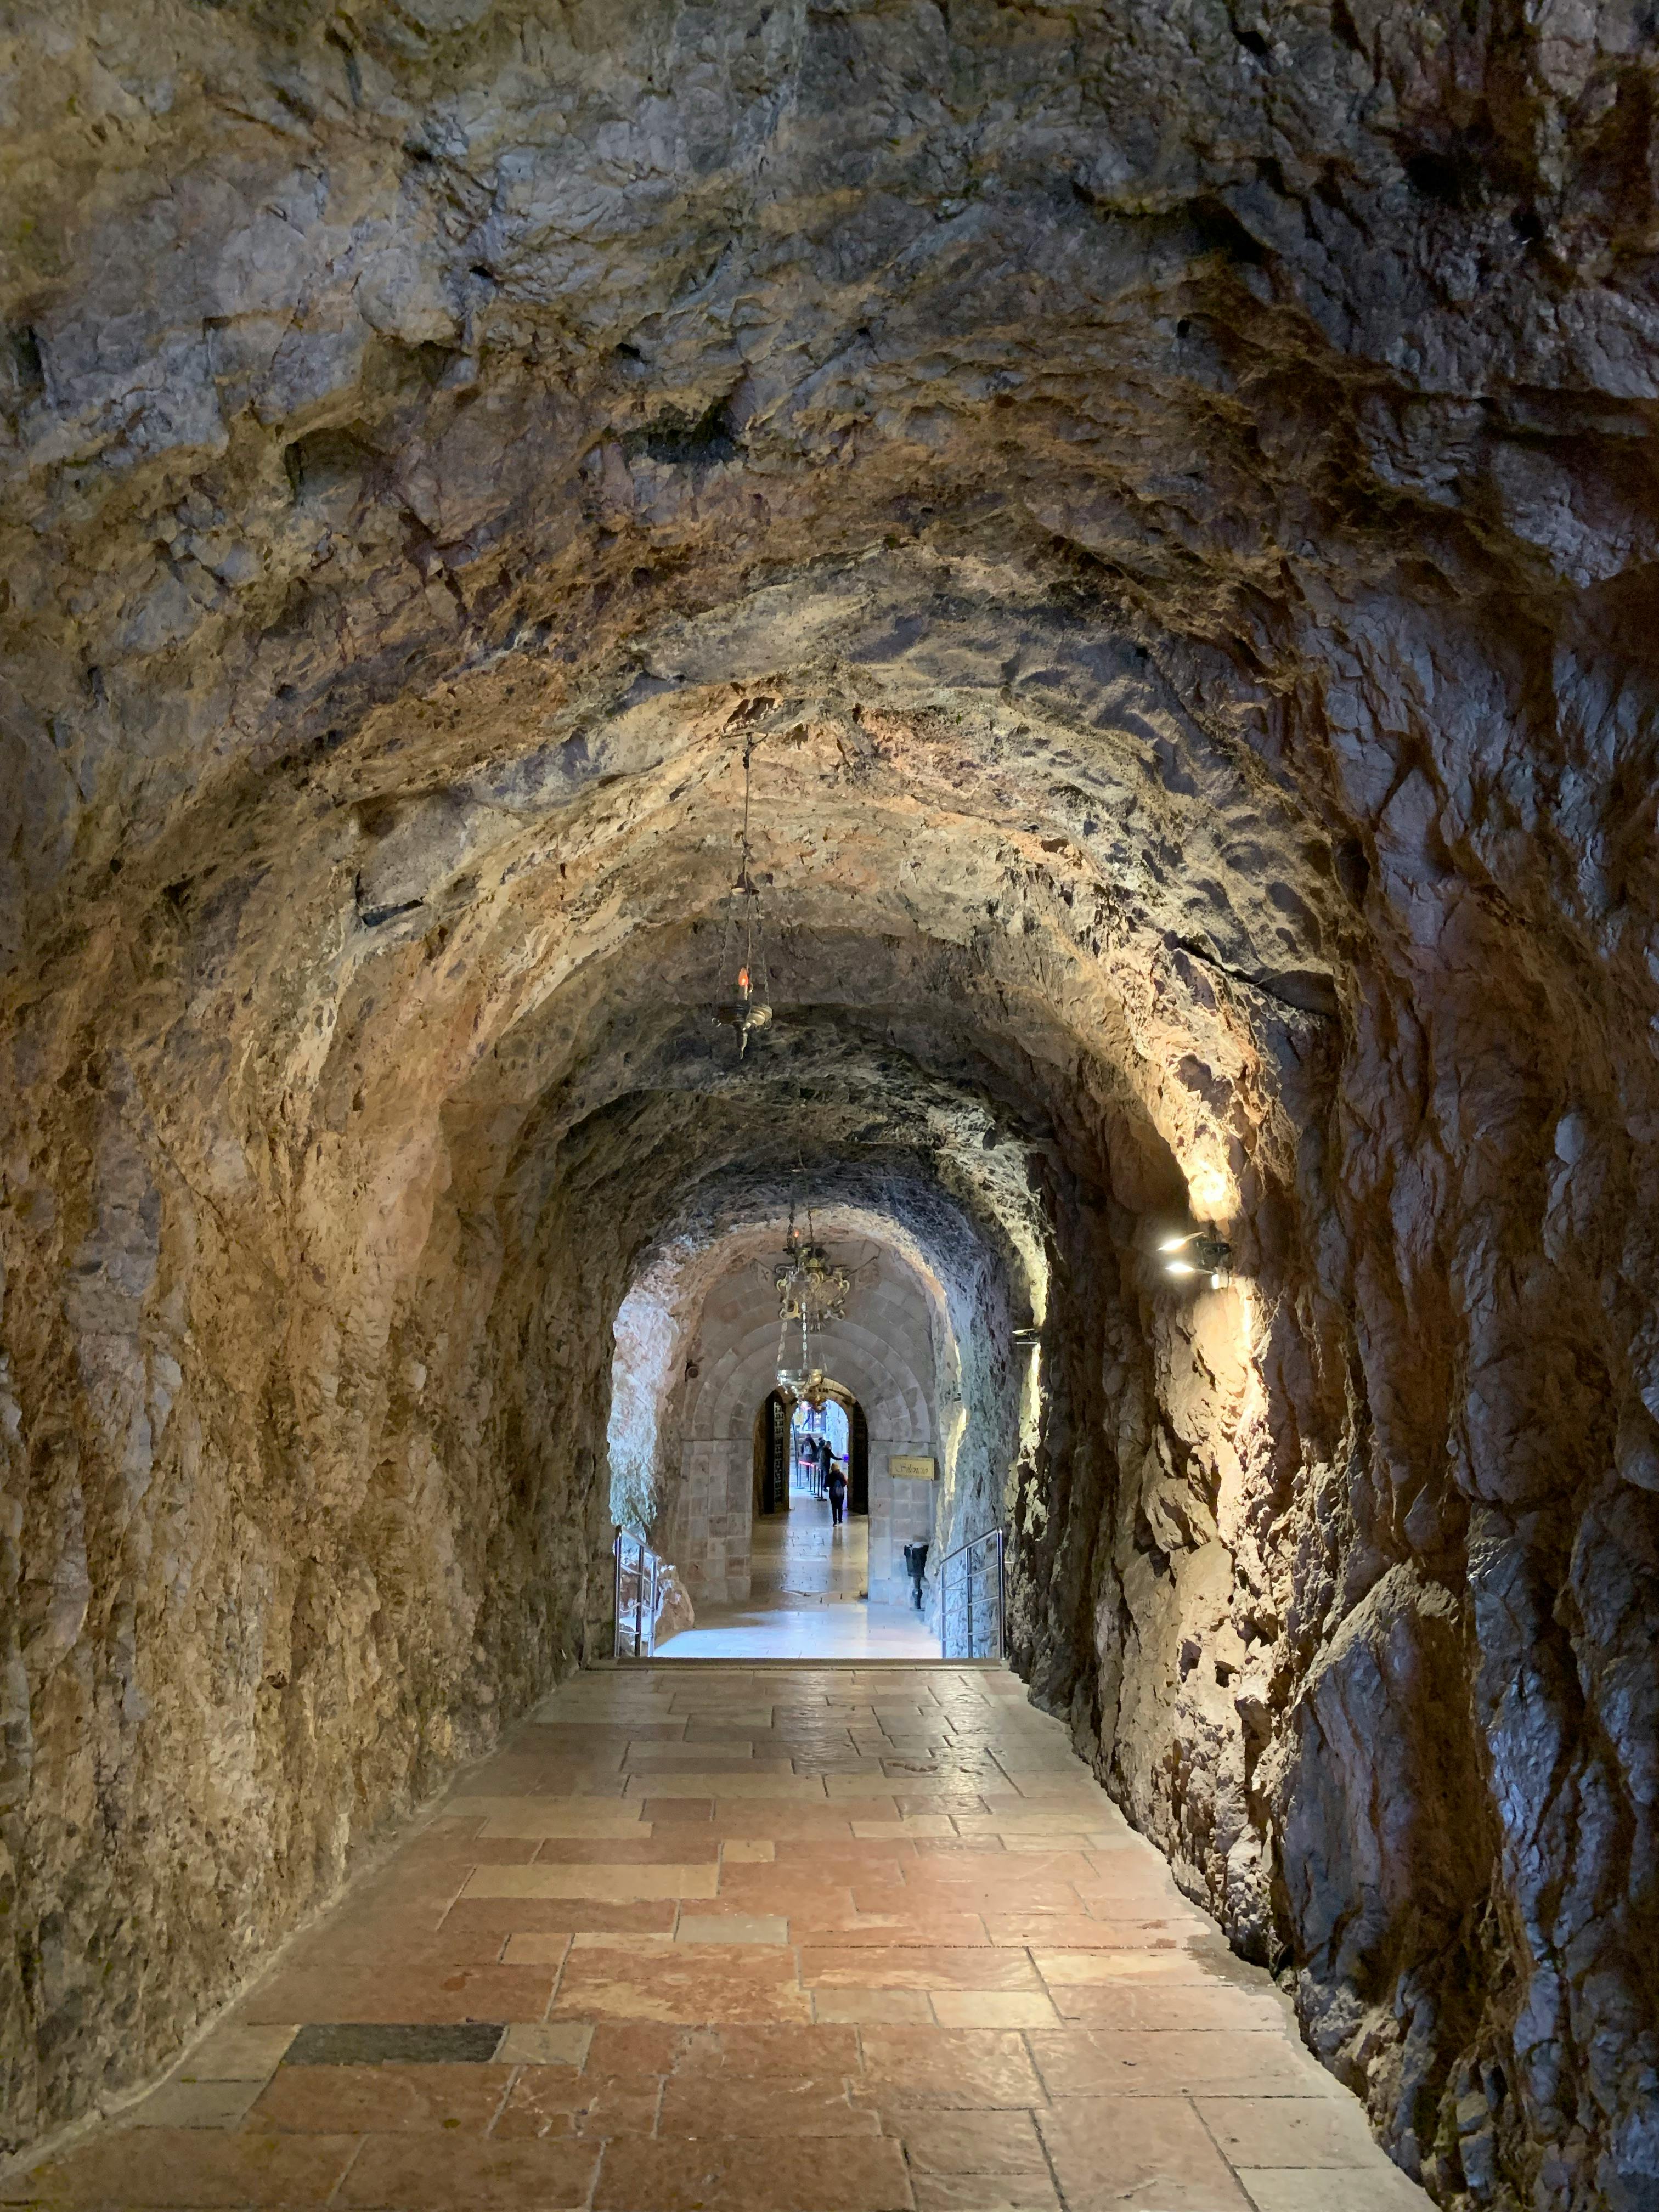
left=668, top=1437, right=752, bottom=1604
left=868, top=1453, right=938, bottom=1610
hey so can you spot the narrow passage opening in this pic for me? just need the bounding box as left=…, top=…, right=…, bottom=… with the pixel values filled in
left=657, top=1379, right=935, bottom=1660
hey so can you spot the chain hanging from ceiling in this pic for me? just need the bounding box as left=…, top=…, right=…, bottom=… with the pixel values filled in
left=713, top=742, right=772, bottom=1058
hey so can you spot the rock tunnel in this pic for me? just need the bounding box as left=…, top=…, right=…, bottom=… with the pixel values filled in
left=1, top=5, right=1656, bottom=2207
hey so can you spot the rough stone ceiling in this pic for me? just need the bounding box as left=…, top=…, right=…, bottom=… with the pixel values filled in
left=2, top=6, right=1657, bottom=2210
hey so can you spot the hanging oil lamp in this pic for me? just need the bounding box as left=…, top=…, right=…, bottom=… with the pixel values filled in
left=714, top=743, right=772, bottom=1058
left=772, top=1188, right=849, bottom=1400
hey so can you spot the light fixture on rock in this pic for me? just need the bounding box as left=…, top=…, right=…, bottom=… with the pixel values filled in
left=1159, top=1229, right=1234, bottom=1288
left=712, top=741, right=772, bottom=1058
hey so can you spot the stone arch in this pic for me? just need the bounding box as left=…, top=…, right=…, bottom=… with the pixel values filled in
left=666, top=1246, right=943, bottom=1605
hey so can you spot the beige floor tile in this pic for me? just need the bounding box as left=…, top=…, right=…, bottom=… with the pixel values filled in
left=1195, top=2094, right=1384, bottom=2166
left=802, top=1948, right=1039, bottom=1991
left=929, top=1991, right=1060, bottom=2029
left=675, top=1912, right=789, bottom=1944
left=129, top=2078, right=265, bottom=2129
left=0, top=2130, right=358, bottom=2207
left=855, top=2028, right=1046, bottom=2109
left=712, top=1805, right=858, bottom=1837
left=814, top=1988, right=935, bottom=2024
left=551, top=1942, right=812, bottom=2024
left=1037, top=2096, right=1254, bottom=2210
left=441, top=1896, right=679, bottom=1940
left=568, top=1930, right=676, bottom=1949
left=894, top=2109, right=1049, bottom=2172
left=496, top=2022, right=594, bottom=2066
left=492, top=2064, right=663, bottom=2141
left=535, top=1832, right=720, bottom=1864
left=1031, top=2029, right=1335, bottom=2099
left=912, top=2168, right=1063, bottom=2208
left=800, top=1910, right=991, bottom=1946
left=1021, top=1945, right=1232, bottom=1986
left=337, top=2132, right=600, bottom=2208
left=989, top=1781, right=1116, bottom=1802
left=594, top=2133, right=911, bottom=2210
left=249, top=2063, right=510, bottom=2136
left=477, top=1804, right=652, bottom=1839
left=666, top=2025, right=861, bottom=2081
left=463, top=1863, right=718, bottom=1901
left=658, top=2072, right=880, bottom=2135
left=172, top=2024, right=297, bottom=2080
left=1234, top=2163, right=1430, bottom=2208
left=238, top=1960, right=557, bottom=2027
left=502, top=1932, right=576, bottom=1964
left=626, top=1770, right=828, bottom=1799
left=1042, top=1984, right=1286, bottom=2032
left=954, top=1812, right=1104, bottom=1836
left=722, top=1838, right=775, bottom=1861
left=657, top=1706, right=776, bottom=1727
left=706, top=1867, right=857, bottom=1912
left=874, top=1881, right=1082, bottom=1916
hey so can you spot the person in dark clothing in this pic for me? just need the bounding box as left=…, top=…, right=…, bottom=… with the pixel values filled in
left=826, top=1459, right=848, bottom=1525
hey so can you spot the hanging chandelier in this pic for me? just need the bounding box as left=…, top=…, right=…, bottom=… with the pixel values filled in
left=772, top=1193, right=850, bottom=1401
left=713, top=742, right=772, bottom=1058
left=775, top=1225, right=851, bottom=1330
left=775, top=1317, right=837, bottom=1412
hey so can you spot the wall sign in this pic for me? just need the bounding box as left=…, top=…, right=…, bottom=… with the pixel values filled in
left=889, top=1455, right=936, bottom=1481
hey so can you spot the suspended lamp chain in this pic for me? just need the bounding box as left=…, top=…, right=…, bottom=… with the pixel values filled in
left=719, top=737, right=772, bottom=1058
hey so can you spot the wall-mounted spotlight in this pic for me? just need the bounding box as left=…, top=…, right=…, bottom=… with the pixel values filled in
left=1159, top=1231, right=1234, bottom=1288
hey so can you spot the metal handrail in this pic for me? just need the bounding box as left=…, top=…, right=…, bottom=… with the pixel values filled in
left=939, top=1526, right=1005, bottom=1661
left=613, top=1527, right=662, bottom=1660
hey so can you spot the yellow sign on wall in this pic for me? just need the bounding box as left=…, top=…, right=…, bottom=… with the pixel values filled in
left=889, top=1455, right=936, bottom=1481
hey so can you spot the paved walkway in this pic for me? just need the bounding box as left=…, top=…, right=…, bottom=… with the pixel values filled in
left=2, top=1666, right=1427, bottom=2210
left=657, top=1496, right=937, bottom=1660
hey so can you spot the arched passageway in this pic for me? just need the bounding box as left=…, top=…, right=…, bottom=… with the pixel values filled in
left=1, top=8, right=1656, bottom=2208
left=664, top=1233, right=943, bottom=1612
left=611, top=1224, right=946, bottom=1655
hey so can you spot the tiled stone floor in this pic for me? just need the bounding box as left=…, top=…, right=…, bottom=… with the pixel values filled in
left=754, top=1490, right=871, bottom=1602
left=1, top=1665, right=1429, bottom=2210
left=658, top=1497, right=938, bottom=1659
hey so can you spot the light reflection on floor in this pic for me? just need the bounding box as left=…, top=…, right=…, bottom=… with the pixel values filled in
left=656, top=1494, right=938, bottom=1659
